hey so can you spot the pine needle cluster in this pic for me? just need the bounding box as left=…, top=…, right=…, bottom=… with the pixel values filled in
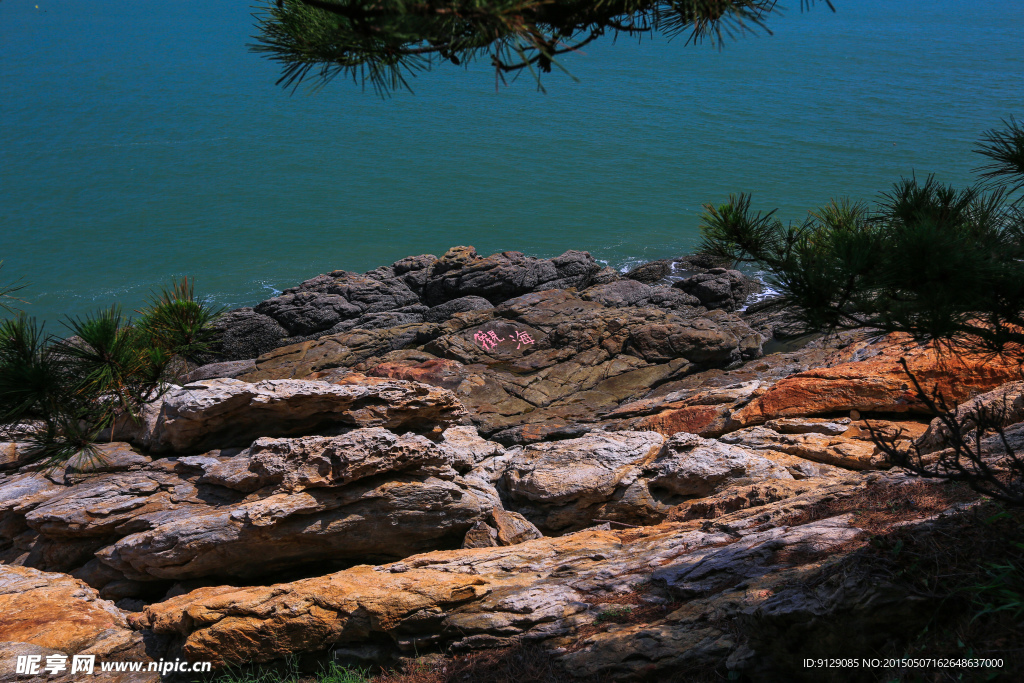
left=698, top=118, right=1024, bottom=358
left=251, top=0, right=833, bottom=94
left=0, top=278, right=223, bottom=467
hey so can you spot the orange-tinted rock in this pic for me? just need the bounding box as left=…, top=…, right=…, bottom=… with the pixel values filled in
left=621, top=381, right=764, bottom=438
left=368, top=359, right=466, bottom=388
left=733, top=334, right=1022, bottom=426
left=0, top=565, right=147, bottom=661
left=634, top=404, right=732, bottom=437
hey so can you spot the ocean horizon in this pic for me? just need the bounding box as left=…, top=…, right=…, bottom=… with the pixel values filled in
left=2, top=0, right=1022, bottom=324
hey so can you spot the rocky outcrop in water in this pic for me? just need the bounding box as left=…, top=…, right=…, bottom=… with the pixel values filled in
left=673, top=268, right=762, bottom=312
left=3, top=248, right=1022, bottom=681
left=212, top=247, right=618, bottom=360
left=238, top=288, right=764, bottom=440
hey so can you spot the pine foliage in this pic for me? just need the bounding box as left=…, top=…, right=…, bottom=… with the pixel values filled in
left=698, top=120, right=1024, bottom=358
left=252, top=0, right=833, bottom=94
left=0, top=278, right=222, bottom=467
left=698, top=119, right=1024, bottom=505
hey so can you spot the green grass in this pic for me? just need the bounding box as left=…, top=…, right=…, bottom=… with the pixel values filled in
left=204, top=660, right=370, bottom=683
left=592, top=606, right=633, bottom=624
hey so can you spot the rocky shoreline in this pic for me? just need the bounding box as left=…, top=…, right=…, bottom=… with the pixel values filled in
left=2, top=247, right=1022, bottom=682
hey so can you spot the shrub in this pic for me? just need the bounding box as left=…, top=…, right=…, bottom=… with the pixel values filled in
left=0, top=277, right=222, bottom=467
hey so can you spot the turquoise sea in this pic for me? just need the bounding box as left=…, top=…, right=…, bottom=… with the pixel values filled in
left=1, top=0, right=1022, bottom=324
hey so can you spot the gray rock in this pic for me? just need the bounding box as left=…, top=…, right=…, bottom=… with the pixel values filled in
left=209, top=308, right=289, bottom=361
left=674, top=269, right=762, bottom=312
left=644, top=432, right=794, bottom=502
left=580, top=280, right=653, bottom=308
left=590, top=266, right=622, bottom=285
left=500, top=431, right=667, bottom=532
left=625, top=259, right=673, bottom=283
left=350, top=310, right=426, bottom=330
left=254, top=291, right=362, bottom=336
left=124, top=377, right=467, bottom=454
left=437, top=426, right=505, bottom=472
left=0, top=426, right=538, bottom=584
left=61, top=443, right=151, bottom=476
left=200, top=429, right=454, bottom=493
left=646, top=285, right=702, bottom=311
left=184, top=359, right=257, bottom=382
left=422, top=246, right=603, bottom=305
left=423, top=296, right=494, bottom=322
left=764, top=417, right=851, bottom=436
left=651, top=514, right=863, bottom=596
left=252, top=268, right=423, bottom=338
left=741, top=296, right=809, bottom=340
left=97, top=449, right=494, bottom=581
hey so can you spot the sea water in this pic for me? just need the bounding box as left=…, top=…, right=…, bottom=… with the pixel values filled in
left=1, top=0, right=1022, bottom=324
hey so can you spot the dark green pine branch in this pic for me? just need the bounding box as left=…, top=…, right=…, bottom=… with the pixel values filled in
left=696, top=119, right=1024, bottom=360
left=250, top=0, right=835, bottom=95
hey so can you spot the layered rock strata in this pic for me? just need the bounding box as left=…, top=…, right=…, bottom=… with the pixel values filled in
left=2, top=248, right=1022, bottom=681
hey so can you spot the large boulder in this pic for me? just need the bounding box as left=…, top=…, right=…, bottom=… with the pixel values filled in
left=122, top=376, right=466, bottom=454
left=0, top=565, right=152, bottom=677
left=624, top=259, right=673, bottom=284
left=422, top=247, right=603, bottom=306
left=673, top=268, right=762, bottom=312
left=208, top=307, right=289, bottom=361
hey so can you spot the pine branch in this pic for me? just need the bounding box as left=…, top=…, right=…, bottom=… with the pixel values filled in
left=251, top=0, right=835, bottom=94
